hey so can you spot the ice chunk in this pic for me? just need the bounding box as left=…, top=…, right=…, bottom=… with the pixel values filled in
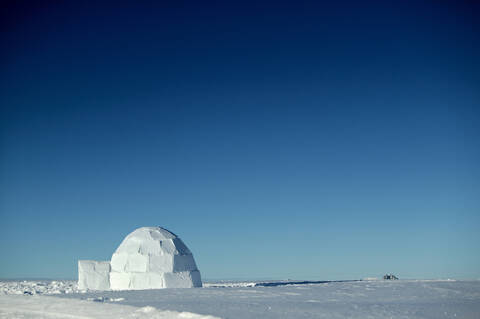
left=78, top=260, right=110, bottom=290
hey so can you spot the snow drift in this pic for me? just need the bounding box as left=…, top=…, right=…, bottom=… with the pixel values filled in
left=78, top=227, right=202, bottom=290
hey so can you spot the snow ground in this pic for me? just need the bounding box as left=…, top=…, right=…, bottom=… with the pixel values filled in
left=1, top=279, right=479, bottom=318
left=0, top=295, right=220, bottom=319
left=0, top=280, right=77, bottom=295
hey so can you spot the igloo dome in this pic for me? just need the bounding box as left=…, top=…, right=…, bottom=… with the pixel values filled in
left=78, top=226, right=202, bottom=290
left=109, top=227, right=202, bottom=290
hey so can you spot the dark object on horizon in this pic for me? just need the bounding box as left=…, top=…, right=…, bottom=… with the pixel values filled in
left=383, top=274, right=398, bottom=280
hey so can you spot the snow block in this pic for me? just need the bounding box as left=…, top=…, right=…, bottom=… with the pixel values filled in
left=112, top=252, right=148, bottom=272
left=163, top=270, right=202, bottom=288
left=78, top=260, right=110, bottom=290
left=109, top=272, right=130, bottom=290
left=173, top=254, right=198, bottom=272
left=148, top=254, right=175, bottom=273
left=109, top=272, right=165, bottom=290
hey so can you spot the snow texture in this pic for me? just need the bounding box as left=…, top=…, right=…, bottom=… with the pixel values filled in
left=78, top=260, right=110, bottom=290
left=0, top=280, right=78, bottom=295
left=0, top=295, right=220, bottom=319
left=65, top=279, right=480, bottom=319
left=109, top=227, right=202, bottom=290
left=1, top=279, right=480, bottom=318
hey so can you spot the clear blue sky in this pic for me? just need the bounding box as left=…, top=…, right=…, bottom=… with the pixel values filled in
left=1, top=1, right=479, bottom=280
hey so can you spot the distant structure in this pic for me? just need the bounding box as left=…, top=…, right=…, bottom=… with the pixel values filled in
left=383, top=274, right=398, bottom=280
left=78, top=227, right=202, bottom=290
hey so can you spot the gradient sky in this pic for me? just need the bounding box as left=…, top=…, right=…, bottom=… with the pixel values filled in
left=1, top=1, right=479, bottom=280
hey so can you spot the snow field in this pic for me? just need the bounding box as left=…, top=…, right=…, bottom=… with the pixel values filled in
left=0, top=295, right=220, bottom=319
left=1, top=279, right=479, bottom=318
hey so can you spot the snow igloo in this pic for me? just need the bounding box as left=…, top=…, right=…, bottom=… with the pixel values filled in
left=78, top=227, right=202, bottom=290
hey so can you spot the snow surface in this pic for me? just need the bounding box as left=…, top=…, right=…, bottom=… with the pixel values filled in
left=0, top=295, right=220, bottom=319
left=0, top=280, right=78, bottom=295
left=1, top=279, right=479, bottom=318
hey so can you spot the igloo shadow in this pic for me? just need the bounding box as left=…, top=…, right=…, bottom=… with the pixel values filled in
left=78, top=227, right=202, bottom=290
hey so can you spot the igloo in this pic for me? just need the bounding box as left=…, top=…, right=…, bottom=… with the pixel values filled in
left=78, top=227, right=202, bottom=290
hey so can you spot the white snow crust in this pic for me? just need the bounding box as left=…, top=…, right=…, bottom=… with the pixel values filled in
left=2, top=279, right=479, bottom=318
left=0, top=280, right=78, bottom=295
left=0, top=295, right=220, bottom=319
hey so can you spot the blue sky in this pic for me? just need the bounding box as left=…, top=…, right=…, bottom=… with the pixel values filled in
left=1, top=1, right=479, bottom=280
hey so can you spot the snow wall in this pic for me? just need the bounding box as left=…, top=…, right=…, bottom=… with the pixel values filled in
left=78, top=227, right=202, bottom=290
left=78, top=260, right=110, bottom=290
